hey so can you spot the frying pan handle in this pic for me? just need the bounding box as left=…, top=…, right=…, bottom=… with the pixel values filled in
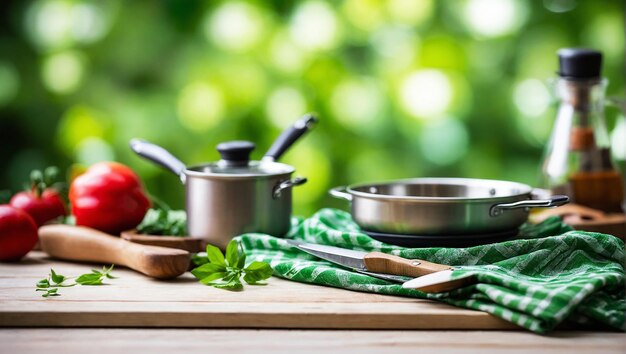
left=490, top=195, right=569, bottom=217
left=329, top=186, right=352, bottom=202
left=263, top=113, right=318, bottom=162
left=130, top=139, right=187, bottom=184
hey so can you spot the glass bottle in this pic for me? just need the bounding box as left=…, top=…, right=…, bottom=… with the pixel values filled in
left=541, top=48, right=624, bottom=213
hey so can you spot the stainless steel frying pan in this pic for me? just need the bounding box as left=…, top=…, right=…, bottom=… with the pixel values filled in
left=330, top=178, right=569, bottom=235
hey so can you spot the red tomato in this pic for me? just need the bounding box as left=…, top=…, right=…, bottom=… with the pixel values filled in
left=10, top=189, right=66, bottom=226
left=69, top=162, right=151, bottom=235
left=0, top=205, right=39, bottom=261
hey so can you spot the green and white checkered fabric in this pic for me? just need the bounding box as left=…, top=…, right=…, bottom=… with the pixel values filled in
left=238, top=208, right=625, bottom=333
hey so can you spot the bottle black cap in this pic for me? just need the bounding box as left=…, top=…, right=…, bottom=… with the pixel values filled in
left=557, top=48, right=602, bottom=79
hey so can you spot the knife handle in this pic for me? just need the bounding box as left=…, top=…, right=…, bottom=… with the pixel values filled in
left=363, top=252, right=452, bottom=277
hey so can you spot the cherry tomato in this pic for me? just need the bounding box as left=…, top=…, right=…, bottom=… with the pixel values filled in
left=0, top=205, right=39, bottom=262
left=10, top=189, right=66, bottom=226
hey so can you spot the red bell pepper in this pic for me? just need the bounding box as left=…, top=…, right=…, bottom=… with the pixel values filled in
left=69, top=162, right=151, bottom=235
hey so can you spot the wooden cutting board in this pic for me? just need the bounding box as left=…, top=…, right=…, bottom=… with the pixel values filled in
left=0, top=252, right=516, bottom=330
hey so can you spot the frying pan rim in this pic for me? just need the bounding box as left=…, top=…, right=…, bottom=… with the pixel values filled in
left=345, top=177, right=533, bottom=202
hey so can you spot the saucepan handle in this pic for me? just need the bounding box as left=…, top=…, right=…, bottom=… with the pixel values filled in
left=329, top=186, right=353, bottom=202
left=129, top=139, right=187, bottom=184
left=490, top=195, right=569, bottom=217
left=273, top=177, right=307, bottom=199
left=263, top=114, right=318, bottom=162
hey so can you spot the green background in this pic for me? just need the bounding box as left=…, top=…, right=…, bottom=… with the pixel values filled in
left=0, top=0, right=624, bottom=216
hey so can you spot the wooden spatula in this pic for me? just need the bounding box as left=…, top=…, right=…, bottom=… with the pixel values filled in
left=39, top=224, right=190, bottom=279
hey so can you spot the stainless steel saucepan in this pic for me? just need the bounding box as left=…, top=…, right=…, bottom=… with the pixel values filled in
left=330, top=178, right=569, bottom=235
left=131, top=114, right=317, bottom=248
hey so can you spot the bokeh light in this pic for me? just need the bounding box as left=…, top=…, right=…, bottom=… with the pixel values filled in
left=268, top=32, right=308, bottom=73
left=177, top=82, right=225, bottom=133
left=265, top=86, right=308, bottom=129
left=41, top=50, right=86, bottom=94
left=543, top=0, right=577, bottom=13
left=25, top=0, right=111, bottom=51
left=57, top=105, right=110, bottom=155
left=514, top=79, right=551, bottom=118
left=75, top=137, right=115, bottom=165
left=419, top=117, right=469, bottom=165
left=280, top=141, right=331, bottom=214
left=462, top=0, right=529, bottom=38
left=290, top=1, right=340, bottom=51
left=330, top=77, right=383, bottom=127
left=0, top=62, right=19, bottom=107
left=400, top=69, right=453, bottom=119
left=371, top=26, right=419, bottom=71
left=205, top=2, right=267, bottom=52
left=387, top=0, right=434, bottom=25
left=341, top=0, right=385, bottom=32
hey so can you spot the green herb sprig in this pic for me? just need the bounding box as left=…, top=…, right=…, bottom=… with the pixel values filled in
left=35, top=269, right=76, bottom=297
left=191, top=240, right=273, bottom=291
left=136, top=208, right=187, bottom=236
left=35, top=266, right=116, bottom=297
left=75, top=265, right=116, bottom=285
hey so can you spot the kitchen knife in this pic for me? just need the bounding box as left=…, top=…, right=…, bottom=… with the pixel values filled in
left=402, top=270, right=477, bottom=293
left=285, top=239, right=453, bottom=282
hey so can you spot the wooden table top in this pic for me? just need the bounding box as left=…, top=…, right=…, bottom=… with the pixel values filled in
left=1, top=252, right=624, bottom=353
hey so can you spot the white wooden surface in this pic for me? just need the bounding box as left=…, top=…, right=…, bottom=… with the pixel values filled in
left=0, top=252, right=515, bottom=329
left=1, top=329, right=624, bottom=354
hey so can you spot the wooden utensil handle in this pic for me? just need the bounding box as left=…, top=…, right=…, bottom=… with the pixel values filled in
left=39, top=225, right=190, bottom=279
left=363, top=252, right=452, bottom=277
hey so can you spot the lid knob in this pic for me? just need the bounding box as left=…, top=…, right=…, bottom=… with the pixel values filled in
left=557, top=48, right=602, bottom=79
left=216, top=141, right=255, bottom=166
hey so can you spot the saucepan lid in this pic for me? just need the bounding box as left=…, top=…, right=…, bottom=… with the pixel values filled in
left=186, top=141, right=295, bottom=177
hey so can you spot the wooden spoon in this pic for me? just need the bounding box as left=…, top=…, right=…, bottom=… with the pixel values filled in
left=39, top=224, right=190, bottom=279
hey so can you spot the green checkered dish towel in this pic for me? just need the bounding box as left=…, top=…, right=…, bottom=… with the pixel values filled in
left=237, top=208, right=625, bottom=333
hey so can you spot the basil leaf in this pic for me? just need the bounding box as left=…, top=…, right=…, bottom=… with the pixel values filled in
left=243, top=262, right=273, bottom=285
left=214, top=278, right=243, bottom=291
left=136, top=209, right=188, bottom=236
left=243, top=273, right=266, bottom=285
left=191, top=263, right=227, bottom=279
left=39, top=288, right=59, bottom=297
left=218, top=271, right=239, bottom=283
left=50, top=269, right=65, bottom=284
left=225, top=240, right=239, bottom=267
left=205, top=244, right=225, bottom=266
left=236, top=242, right=246, bottom=269
left=36, top=279, right=50, bottom=288
left=198, top=272, right=228, bottom=285
left=245, top=261, right=273, bottom=273
left=76, top=273, right=103, bottom=285
left=191, top=253, right=209, bottom=266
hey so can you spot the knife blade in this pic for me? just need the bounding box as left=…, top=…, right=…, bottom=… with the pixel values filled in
left=285, top=239, right=453, bottom=280
left=402, top=270, right=477, bottom=293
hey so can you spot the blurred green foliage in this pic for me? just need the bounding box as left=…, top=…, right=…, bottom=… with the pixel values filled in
left=0, top=0, right=624, bottom=216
